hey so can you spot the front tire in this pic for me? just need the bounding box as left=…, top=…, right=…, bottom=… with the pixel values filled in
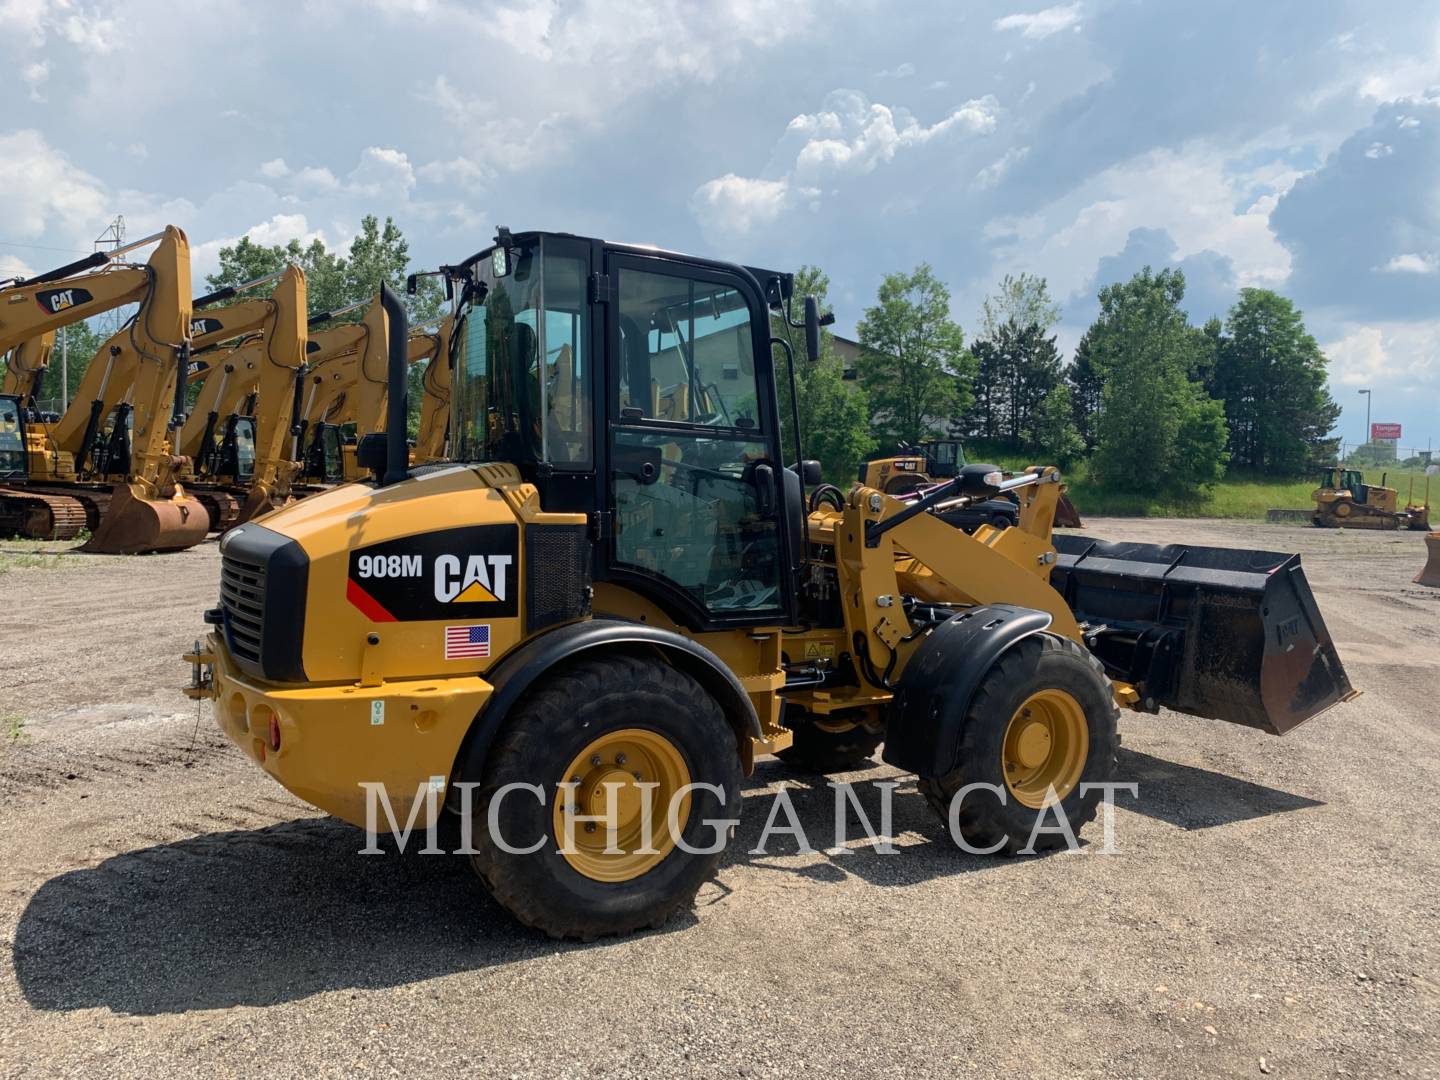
left=467, top=653, right=741, bottom=940
left=919, top=634, right=1119, bottom=855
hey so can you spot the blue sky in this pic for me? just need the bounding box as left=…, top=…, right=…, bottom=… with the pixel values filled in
left=2, top=0, right=1437, bottom=451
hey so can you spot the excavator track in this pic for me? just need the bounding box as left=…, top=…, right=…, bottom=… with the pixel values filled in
left=191, top=488, right=241, bottom=533
left=0, top=488, right=89, bottom=541
left=0, top=484, right=111, bottom=533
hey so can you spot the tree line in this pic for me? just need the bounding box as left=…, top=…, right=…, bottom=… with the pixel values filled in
left=786, top=262, right=1340, bottom=495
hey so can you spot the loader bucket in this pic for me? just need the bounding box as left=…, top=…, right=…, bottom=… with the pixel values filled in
left=1415, top=533, right=1440, bottom=588
left=82, top=483, right=209, bottom=554
left=1050, top=535, right=1355, bottom=735
left=1054, top=493, right=1084, bottom=528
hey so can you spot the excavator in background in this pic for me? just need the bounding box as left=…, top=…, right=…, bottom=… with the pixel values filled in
left=292, top=296, right=390, bottom=485
left=411, top=314, right=452, bottom=464
left=0, top=226, right=207, bottom=551
left=174, top=267, right=308, bottom=529
left=861, top=439, right=1085, bottom=531
left=1312, top=465, right=1431, bottom=530
left=1, top=332, right=56, bottom=406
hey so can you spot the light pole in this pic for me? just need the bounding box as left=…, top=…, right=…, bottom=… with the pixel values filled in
left=1358, top=388, right=1371, bottom=457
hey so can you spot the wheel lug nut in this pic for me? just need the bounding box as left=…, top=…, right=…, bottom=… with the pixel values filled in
left=584, top=822, right=597, bottom=833
left=590, top=754, right=602, bottom=766
left=615, top=753, right=627, bottom=765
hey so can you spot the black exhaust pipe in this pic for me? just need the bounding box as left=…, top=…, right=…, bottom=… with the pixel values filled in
left=378, top=283, right=409, bottom=486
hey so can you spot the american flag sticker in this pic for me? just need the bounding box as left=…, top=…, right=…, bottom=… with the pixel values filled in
left=444, top=624, right=491, bottom=659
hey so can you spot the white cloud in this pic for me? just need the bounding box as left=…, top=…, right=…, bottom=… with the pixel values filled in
left=0, top=0, right=52, bottom=48
left=189, top=213, right=329, bottom=280
left=258, top=158, right=291, bottom=179
left=994, top=3, right=1082, bottom=40
left=1379, top=252, right=1439, bottom=274
left=0, top=129, right=110, bottom=243
left=877, top=61, right=916, bottom=79
left=58, top=10, right=121, bottom=53
left=347, top=146, right=416, bottom=199
left=997, top=144, right=1295, bottom=303
left=417, top=156, right=493, bottom=191
left=1, top=253, right=34, bottom=281
left=1324, top=320, right=1440, bottom=390
left=21, top=59, right=47, bottom=101
left=294, top=165, right=340, bottom=192
left=789, top=90, right=999, bottom=177
left=690, top=175, right=790, bottom=238
left=974, top=145, right=1030, bottom=188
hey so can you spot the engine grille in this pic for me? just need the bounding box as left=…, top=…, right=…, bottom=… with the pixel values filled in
left=525, top=523, right=592, bottom=631
left=220, top=552, right=266, bottom=664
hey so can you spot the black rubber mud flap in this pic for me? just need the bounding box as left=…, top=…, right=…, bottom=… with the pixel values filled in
left=882, top=604, right=1054, bottom=778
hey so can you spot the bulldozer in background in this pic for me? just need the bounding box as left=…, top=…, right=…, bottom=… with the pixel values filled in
left=861, top=438, right=1084, bottom=530
left=185, top=228, right=1354, bottom=940
left=1312, top=465, right=1431, bottom=530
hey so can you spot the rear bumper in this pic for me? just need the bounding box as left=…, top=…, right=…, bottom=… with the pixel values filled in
left=196, top=632, right=493, bottom=829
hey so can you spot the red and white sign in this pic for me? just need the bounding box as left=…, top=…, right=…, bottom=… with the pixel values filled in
left=1371, top=422, right=1402, bottom=441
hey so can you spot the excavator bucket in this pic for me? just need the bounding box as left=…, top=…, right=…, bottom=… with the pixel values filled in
left=82, top=482, right=209, bottom=554
left=1415, top=533, right=1440, bottom=588
left=1050, top=535, right=1355, bottom=735
left=1054, top=493, right=1083, bottom=528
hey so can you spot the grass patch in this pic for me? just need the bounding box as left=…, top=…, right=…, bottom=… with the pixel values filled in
left=0, top=551, right=65, bottom=574
left=5, top=715, right=25, bottom=743
left=960, top=444, right=1437, bottom=520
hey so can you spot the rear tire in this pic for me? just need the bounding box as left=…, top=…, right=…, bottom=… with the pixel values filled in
left=776, top=711, right=883, bottom=773
left=467, top=654, right=741, bottom=940
left=919, top=634, right=1119, bottom=855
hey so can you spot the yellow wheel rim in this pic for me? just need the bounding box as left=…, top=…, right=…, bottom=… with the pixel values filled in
left=552, top=728, right=692, bottom=883
left=1001, top=689, right=1089, bottom=809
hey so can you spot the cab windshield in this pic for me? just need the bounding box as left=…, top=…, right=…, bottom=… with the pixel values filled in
left=451, top=236, right=591, bottom=468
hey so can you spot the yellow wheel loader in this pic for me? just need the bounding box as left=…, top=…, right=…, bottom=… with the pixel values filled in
left=0, top=226, right=207, bottom=551
left=861, top=438, right=1084, bottom=529
left=1312, top=465, right=1430, bottom=530
left=186, top=230, right=1354, bottom=940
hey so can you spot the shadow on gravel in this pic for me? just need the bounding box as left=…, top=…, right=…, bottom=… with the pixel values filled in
left=25, top=745, right=1296, bottom=1015
left=15, top=762, right=1041, bottom=1015
left=1118, top=747, right=1322, bottom=829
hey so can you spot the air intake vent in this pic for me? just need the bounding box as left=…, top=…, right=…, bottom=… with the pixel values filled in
left=525, top=524, right=592, bottom=631
left=220, top=552, right=266, bottom=664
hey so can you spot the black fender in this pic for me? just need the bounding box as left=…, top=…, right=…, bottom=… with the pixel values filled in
left=456, top=619, right=762, bottom=783
left=881, top=604, right=1055, bottom=779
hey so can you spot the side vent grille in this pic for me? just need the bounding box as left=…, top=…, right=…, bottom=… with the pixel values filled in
left=525, top=524, right=592, bottom=631
left=220, top=552, right=266, bottom=664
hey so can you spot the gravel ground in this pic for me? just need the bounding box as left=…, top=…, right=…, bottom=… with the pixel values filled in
left=0, top=520, right=1437, bottom=1078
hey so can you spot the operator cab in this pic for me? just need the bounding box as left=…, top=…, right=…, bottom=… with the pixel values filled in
left=445, top=230, right=804, bottom=631
left=0, top=395, right=27, bottom=481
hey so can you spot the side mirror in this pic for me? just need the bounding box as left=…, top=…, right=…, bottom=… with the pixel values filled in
left=405, top=273, right=417, bottom=296
left=804, top=296, right=821, bottom=362
left=957, top=463, right=1004, bottom=499
left=356, top=432, right=388, bottom=482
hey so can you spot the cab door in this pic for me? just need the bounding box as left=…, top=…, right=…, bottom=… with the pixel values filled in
left=602, top=253, right=794, bottom=629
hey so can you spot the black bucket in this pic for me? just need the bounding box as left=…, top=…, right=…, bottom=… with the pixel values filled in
left=1049, top=535, right=1355, bottom=735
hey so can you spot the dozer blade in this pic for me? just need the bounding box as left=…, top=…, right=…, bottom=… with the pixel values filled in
left=1415, top=533, right=1440, bottom=588
left=82, top=483, right=210, bottom=554
left=1050, top=535, right=1355, bottom=735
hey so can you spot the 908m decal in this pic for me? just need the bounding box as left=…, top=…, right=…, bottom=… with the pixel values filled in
left=346, top=525, right=518, bottom=622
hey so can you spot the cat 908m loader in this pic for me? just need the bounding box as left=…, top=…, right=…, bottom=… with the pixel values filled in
left=185, top=229, right=1354, bottom=940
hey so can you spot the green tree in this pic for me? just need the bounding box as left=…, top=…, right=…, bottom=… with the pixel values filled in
left=963, top=319, right=1062, bottom=447
left=979, top=271, right=1060, bottom=339
left=1209, top=289, right=1340, bottom=474
left=205, top=214, right=442, bottom=324
left=1088, top=267, right=1229, bottom=494
left=1024, top=383, right=1085, bottom=464
left=1067, top=329, right=1104, bottom=451
left=776, top=265, right=876, bottom=482
left=857, top=264, right=972, bottom=446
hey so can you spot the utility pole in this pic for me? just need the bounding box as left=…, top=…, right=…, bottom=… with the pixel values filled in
left=60, top=326, right=67, bottom=406
left=1358, top=388, right=1372, bottom=453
